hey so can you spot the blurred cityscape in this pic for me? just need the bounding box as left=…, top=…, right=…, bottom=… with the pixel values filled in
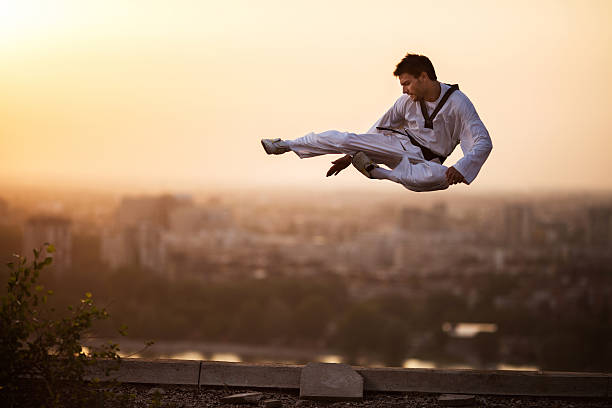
left=1, top=186, right=611, bottom=372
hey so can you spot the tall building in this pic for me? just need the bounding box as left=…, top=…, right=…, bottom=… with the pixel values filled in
left=0, top=197, right=8, bottom=226
left=100, top=226, right=138, bottom=269
left=136, top=221, right=166, bottom=274
left=399, top=203, right=447, bottom=232
left=117, top=196, right=163, bottom=228
left=503, top=204, right=533, bottom=245
left=168, top=206, right=206, bottom=236
left=0, top=197, right=7, bottom=216
left=117, top=194, right=193, bottom=229
left=101, top=222, right=168, bottom=274
left=23, top=215, right=72, bottom=273
left=587, top=206, right=612, bottom=247
left=102, top=194, right=194, bottom=276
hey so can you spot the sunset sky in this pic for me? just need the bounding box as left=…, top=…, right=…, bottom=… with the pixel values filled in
left=1, top=0, right=611, bottom=193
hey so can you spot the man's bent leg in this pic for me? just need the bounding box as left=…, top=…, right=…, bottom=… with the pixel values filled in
left=351, top=151, right=444, bottom=192
left=369, top=166, right=448, bottom=193
left=370, top=167, right=394, bottom=180
left=387, top=154, right=450, bottom=192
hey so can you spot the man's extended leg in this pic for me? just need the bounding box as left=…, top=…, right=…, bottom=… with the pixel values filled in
left=261, top=138, right=291, bottom=155
left=262, top=130, right=449, bottom=192
left=265, top=130, right=425, bottom=167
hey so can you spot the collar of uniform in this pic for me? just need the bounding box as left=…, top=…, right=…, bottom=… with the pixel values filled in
left=424, top=82, right=451, bottom=106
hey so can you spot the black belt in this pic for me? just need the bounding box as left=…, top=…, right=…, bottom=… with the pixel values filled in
left=376, top=126, right=447, bottom=164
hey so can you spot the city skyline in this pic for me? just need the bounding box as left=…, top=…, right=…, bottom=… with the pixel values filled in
left=1, top=185, right=610, bottom=372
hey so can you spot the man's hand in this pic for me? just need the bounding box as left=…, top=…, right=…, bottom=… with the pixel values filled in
left=326, top=154, right=352, bottom=177
left=446, top=166, right=466, bottom=185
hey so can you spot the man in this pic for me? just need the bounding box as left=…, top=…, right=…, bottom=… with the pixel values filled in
left=261, top=53, right=492, bottom=192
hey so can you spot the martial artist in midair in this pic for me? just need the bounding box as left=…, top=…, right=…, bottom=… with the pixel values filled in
left=261, top=53, right=492, bottom=192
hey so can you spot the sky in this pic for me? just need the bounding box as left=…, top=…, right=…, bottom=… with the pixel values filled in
left=1, top=0, right=611, bottom=193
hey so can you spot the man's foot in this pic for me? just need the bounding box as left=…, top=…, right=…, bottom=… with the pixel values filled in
left=352, top=151, right=379, bottom=178
left=261, top=138, right=290, bottom=155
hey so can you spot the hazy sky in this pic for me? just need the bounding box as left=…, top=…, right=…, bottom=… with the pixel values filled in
left=1, top=0, right=611, bottom=193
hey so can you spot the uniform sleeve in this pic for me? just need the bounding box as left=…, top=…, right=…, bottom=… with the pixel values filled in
left=366, top=95, right=408, bottom=134
left=451, top=96, right=492, bottom=184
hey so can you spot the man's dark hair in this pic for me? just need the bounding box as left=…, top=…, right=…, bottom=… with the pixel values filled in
left=393, top=53, right=437, bottom=80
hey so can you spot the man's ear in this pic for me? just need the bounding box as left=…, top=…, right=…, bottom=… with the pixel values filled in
left=419, top=71, right=428, bottom=81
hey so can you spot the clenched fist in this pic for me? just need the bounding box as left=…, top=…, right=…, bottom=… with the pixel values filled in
left=446, top=166, right=466, bottom=185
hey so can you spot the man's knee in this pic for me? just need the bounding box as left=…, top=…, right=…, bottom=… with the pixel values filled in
left=393, top=162, right=449, bottom=191
left=334, top=131, right=355, bottom=148
left=318, top=131, right=356, bottom=150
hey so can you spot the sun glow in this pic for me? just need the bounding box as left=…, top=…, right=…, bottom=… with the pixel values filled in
left=0, top=1, right=70, bottom=45
left=1, top=0, right=611, bottom=192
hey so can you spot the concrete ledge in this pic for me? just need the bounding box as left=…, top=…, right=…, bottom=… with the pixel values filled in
left=98, top=359, right=612, bottom=398
left=356, top=367, right=611, bottom=397
left=199, top=361, right=301, bottom=389
left=98, top=358, right=201, bottom=385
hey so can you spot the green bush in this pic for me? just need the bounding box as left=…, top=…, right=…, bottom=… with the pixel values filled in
left=0, top=244, right=122, bottom=407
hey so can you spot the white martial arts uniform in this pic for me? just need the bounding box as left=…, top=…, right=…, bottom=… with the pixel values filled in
left=285, top=83, right=492, bottom=192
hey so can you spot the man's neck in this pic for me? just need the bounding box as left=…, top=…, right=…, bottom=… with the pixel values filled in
left=423, top=81, right=441, bottom=102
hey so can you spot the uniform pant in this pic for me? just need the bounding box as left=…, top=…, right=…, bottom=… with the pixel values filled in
left=285, top=130, right=449, bottom=192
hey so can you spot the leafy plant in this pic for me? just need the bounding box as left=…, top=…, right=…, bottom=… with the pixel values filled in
left=0, top=244, right=123, bottom=407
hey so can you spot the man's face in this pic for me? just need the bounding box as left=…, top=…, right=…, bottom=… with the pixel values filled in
left=399, top=72, right=426, bottom=101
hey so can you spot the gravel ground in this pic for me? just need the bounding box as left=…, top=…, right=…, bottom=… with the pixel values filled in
left=101, top=384, right=612, bottom=408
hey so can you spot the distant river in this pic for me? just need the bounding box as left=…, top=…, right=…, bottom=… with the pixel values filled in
left=84, top=337, right=538, bottom=371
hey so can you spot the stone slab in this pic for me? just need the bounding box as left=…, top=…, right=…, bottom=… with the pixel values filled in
left=299, top=362, right=363, bottom=401
left=199, top=361, right=301, bottom=389
left=93, top=358, right=200, bottom=385
left=356, top=367, right=612, bottom=397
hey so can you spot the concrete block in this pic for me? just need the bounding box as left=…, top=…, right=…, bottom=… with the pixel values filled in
left=94, top=358, right=200, bottom=385
left=199, top=361, right=301, bottom=389
left=299, top=362, right=363, bottom=401
left=357, top=367, right=612, bottom=397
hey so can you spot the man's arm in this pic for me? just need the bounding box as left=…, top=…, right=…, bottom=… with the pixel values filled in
left=449, top=97, right=492, bottom=185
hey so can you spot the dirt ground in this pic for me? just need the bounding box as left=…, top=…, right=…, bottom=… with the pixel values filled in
left=102, top=384, right=612, bottom=408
